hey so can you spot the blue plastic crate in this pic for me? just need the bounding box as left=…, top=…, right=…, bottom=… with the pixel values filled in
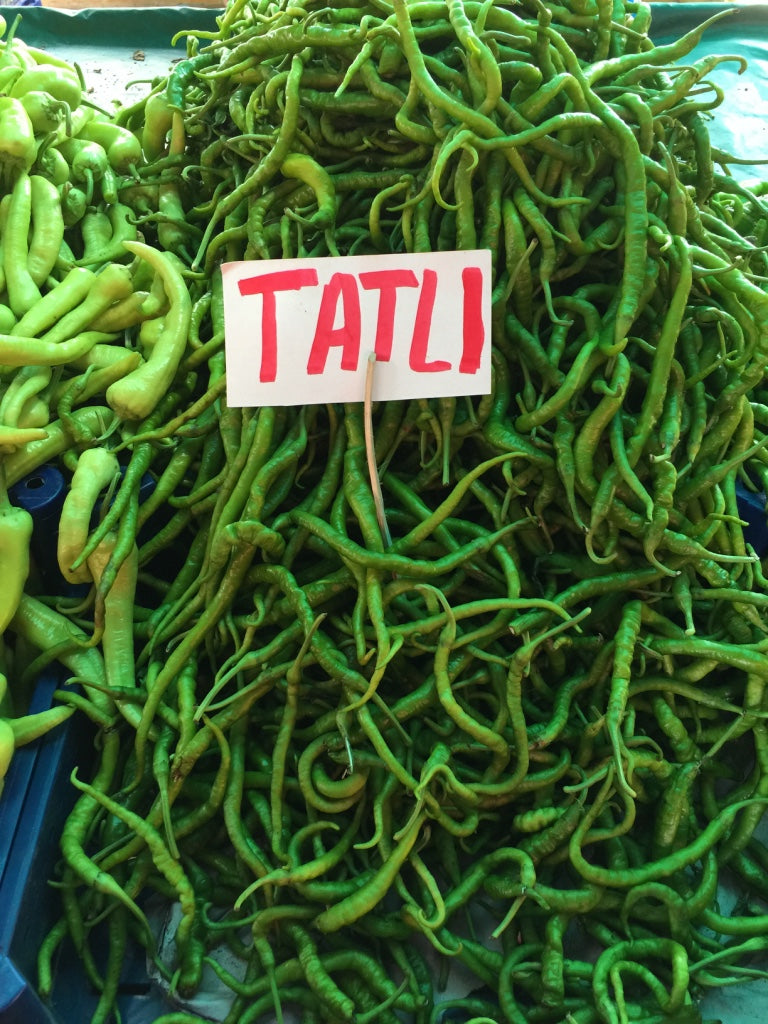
left=0, top=455, right=165, bottom=1023
left=0, top=672, right=178, bottom=1024
left=736, top=480, right=768, bottom=558
left=0, top=672, right=67, bottom=1024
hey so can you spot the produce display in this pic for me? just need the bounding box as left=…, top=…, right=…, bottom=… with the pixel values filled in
left=4, top=0, right=768, bottom=1021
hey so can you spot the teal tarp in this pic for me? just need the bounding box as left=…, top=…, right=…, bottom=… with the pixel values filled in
left=0, top=5, right=222, bottom=107
left=0, top=2, right=766, bottom=172
left=651, top=3, right=768, bottom=179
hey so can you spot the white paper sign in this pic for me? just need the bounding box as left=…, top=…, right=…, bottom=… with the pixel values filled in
left=222, top=250, right=492, bottom=407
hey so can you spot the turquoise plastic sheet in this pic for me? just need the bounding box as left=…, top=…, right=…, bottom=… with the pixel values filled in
left=0, top=5, right=222, bottom=108
left=0, top=3, right=767, bottom=170
left=0, top=4, right=766, bottom=1023
left=651, top=2, right=768, bottom=181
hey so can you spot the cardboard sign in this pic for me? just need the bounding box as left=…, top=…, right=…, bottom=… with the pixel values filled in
left=222, top=250, right=492, bottom=407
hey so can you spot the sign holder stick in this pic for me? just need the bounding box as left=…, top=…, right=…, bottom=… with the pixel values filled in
left=363, top=351, right=392, bottom=549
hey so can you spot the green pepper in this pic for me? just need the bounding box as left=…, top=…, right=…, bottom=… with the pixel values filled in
left=10, top=65, right=82, bottom=110
left=105, top=240, right=191, bottom=421
left=141, top=90, right=174, bottom=161
left=76, top=202, right=139, bottom=269
left=59, top=181, right=88, bottom=227
left=18, top=89, right=70, bottom=134
left=36, top=137, right=70, bottom=186
left=0, top=717, right=14, bottom=798
left=0, top=96, right=36, bottom=181
left=5, top=169, right=42, bottom=316
left=166, top=52, right=215, bottom=112
left=0, top=64, right=23, bottom=94
left=0, top=15, right=33, bottom=77
left=0, top=482, right=33, bottom=635
left=27, top=173, right=64, bottom=287
left=79, top=117, right=143, bottom=176
left=57, top=447, right=120, bottom=586
left=57, top=137, right=115, bottom=206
